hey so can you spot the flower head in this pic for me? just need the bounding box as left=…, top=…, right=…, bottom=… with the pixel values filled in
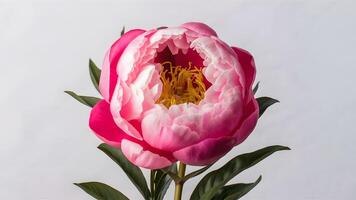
left=89, top=22, right=259, bottom=169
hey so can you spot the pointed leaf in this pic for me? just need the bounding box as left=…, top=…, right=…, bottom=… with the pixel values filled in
left=154, top=164, right=177, bottom=200
left=98, top=143, right=151, bottom=200
left=212, top=176, right=262, bottom=200
left=161, top=167, right=180, bottom=183
left=121, top=26, right=125, bottom=36
left=89, top=59, right=101, bottom=93
left=253, top=82, right=260, bottom=95
left=256, top=96, right=279, bottom=118
left=74, top=182, right=129, bottom=200
left=182, top=164, right=213, bottom=183
left=157, top=26, right=168, bottom=30
left=65, top=91, right=100, bottom=107
left=190, top=145, right=290, bottom=200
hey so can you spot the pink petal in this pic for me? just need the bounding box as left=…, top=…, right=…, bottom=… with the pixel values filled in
left=121, top=139, right=174, bottom=169
left=141, top=105, right=200, bottom=152
left=173, top=48, right=205, bottom=69
left=191, top=37, right=245, bottom=90
left=173, top=136, right=236, bottom=166
left=99, top=50, right=111, bottom=102
left=181, top=22, right=217, bottom=37
left=99, top=29, right=145, bottom=102
left=232, top=47, right=256, bottom=101
left=233, top=98, right=259, bottom=145
left=89, top=100, right=130, bottom=147
left=110, top=85, right=143, bottom=140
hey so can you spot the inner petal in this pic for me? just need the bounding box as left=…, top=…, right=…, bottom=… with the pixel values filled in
left=155, top=46, right=205, bottom=68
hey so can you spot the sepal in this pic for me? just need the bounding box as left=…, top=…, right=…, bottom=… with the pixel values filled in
left=65, top=91, right=100, bottom=107
left=256, top=96, right=279, bottom=118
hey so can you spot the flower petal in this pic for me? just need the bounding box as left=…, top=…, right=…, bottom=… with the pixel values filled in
left=181, top=22, right=217, bottom=37
left=173, top=136, right=236, bottom=166
left=141, top=105, right=200, bottom=152
left=233, top=98, right=259, bottom=145
left=232, top=47, right=256, bottom=101
left=110, top=84, right=143, bottom=139
left=121, top=139, right=173, bottom=169
left=89, top=100, right=129, bottom=147
left=99, top=29, right=145, bottom=102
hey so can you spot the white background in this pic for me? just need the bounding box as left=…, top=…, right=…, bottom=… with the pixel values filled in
left=1, top=0, right=355, bottom=199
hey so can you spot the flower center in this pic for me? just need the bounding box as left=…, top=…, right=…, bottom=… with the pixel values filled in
left=157, top=61, right=206, bottom=108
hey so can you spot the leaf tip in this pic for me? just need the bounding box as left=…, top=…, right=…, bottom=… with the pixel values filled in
left=276, top=145, right=291, bottom=151
left=284, top=146, right=291, bottom=150
left=270, top=98, right=280, bottom=104
left=73, top=183, right=82, bottom=188
left=89, top=58, right=95, bottom=67
left=253, top=81, right=260, bottom=94
left=97, top=143, right=106, bottom=150
left=64, top=90, right=74, bottom=96
left=121, top=26, right=125, bottom=36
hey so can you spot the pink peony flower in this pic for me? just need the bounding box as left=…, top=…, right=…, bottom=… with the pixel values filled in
left=89, top=22, right=259, bottom=169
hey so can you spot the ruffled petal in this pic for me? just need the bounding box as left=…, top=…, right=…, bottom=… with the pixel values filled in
left=233, top=98, right=259, bottom=145
left=141, top=105, right=200, bottom=152
left=89, top=100, right=130, bottom=147
left=110, top=84, right=143, bottom=139
left=121, top=139, right=174, bottom=169
left=181, top=22, right=217, bottom=37
left=99, top=50, right=111, bottom=102
left=191, top=37, right=245, bottom=89
left=99, top=29, right=145, bottom=102
left=173, top=136, right=236, bottom=166
left=232, top=47, right=256, bottom=101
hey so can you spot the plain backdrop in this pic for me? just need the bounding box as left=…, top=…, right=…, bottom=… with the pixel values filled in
left=1, top=0, right=355, bottom=199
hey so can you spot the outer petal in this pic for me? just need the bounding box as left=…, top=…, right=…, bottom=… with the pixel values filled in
left=173, top=136, right=236, bottom=166
left=233, top=98, right=259, bottom=145
left=121, top=139, right=173, bottom=169
left=191, top=37, right=245, bottom=90
left=89, top=100, right=130, bottom=147
left=99, top=29, right=145, bottom=102
left=181, top=22, right=218, bottom=37
left=232, top=47, right=256, bottom=101
left=141, top=105, right=201, bottom=152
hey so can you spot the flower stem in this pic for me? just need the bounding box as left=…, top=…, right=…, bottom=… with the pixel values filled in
left=174, top=162, right=186, bottom=200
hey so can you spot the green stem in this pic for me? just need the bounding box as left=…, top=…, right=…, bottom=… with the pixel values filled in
left=174, top=162, right=186, bottom=200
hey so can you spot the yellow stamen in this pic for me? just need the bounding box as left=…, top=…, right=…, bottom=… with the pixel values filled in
left=157, top=61, right=206, bottom=108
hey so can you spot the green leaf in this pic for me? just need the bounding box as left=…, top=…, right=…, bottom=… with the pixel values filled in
left=157, top=26, right=168, bottom=30
left=182, top=164, right=213, bottom=183
left=89, top=59, right=101, bottom=93
left=256, top=96, right=279, bottom=118
left=157, top=164, right=177, bottom=200
left=121, top=26, right=125, bottom=36
left=190, top=145, right=290, bottom=200
left=161, top=167, right=180, bottom=183
left=151, top=164, right=177, bottom=200
left=253, top=82, right=260, bottom=95
left=65, top=91, right=100, bottom=107
left=98, top=143, right=151, bottom=200
left=74, top=182, right=129, bottom=200
left=212, top=176, right=262, bottom=200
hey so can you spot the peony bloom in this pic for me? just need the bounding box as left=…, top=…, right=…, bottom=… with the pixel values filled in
left=89, top=22, right=259, bottom=169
